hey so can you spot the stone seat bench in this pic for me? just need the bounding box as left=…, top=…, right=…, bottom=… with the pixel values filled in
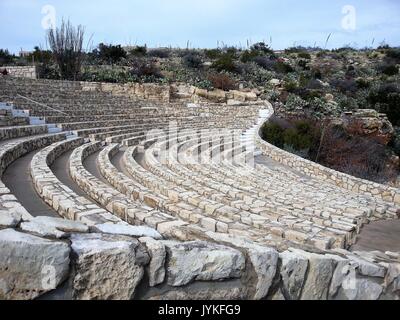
left=123, top=144, right=294, bottom=244
left=30, top=138, right=125, bottom=227
left=0, top=133, right=68, bottom=228
left=222, top=140, right=400, bottom=222
left=148, top=131, right=348, bottom=249
left=0, top=124, right=49, bottom=142
left=99, top=143, right=272, bottom=245
left=69, top=141, right=182, bottom=238
left=57, top=115, right=237, bottom=131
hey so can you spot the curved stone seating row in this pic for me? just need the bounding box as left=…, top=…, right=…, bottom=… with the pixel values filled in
left=0, top=124, right=48, bottom=142
left=144, top=130, right=351, bottom=249
left=68, top=141, right=185, bottom=237
left=30, top=138, right=125, bottom=227
left=189, top=131, right=399, bottom=221
left=0, top=133, right=66, bottom=227
left=187, top=133, right=398, bottom=238
left=98, top=143, right=273, bottom=244
left=82, top=136, right=400, bottom=300
left=123, top=144, right=282, bottom=245
left=57, top=116, right=237, bottom=132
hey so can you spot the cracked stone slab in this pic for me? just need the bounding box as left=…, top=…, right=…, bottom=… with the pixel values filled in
left=139, top=237, right=166, bottom=286
left=162, top=240, right=245, bottom=287
left=70, top=233, right=148, bottom=300
left=0, top=209, right=22, bottom=228
left=92, top=223, right=162, bottom=240
left=0, top=229, right=70, bottom=300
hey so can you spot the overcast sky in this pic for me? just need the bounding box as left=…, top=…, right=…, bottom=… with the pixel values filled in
left=1, top=0, right=399, bottom=53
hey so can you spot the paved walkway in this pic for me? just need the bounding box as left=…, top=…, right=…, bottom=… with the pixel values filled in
left=50, top=149, right=90, bottom=199
left=2, top=150, right=58, bottom=217
left=350, top=220, right=400, bottom=252
left=83, top=149, right=109, bottom=184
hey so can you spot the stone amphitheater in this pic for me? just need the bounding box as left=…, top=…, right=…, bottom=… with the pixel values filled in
left=0, top=75, right=399, bottom=300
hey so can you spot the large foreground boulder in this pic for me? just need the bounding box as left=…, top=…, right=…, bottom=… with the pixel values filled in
left=163, top=241, right=245, bottom=287
left=70, top=233, right=149, bottom=300
left=0, top=229, right=70, bottom=300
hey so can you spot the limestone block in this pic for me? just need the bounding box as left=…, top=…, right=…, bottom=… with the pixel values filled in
left=0, top=229, right=70, bottom=300
left=163, top=241, right=245, bottom=287
left=70, top=233, right=148, bottom=300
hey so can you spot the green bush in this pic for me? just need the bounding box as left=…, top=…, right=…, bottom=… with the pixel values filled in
left=204, top=49, right=222, bottom=60
left=298, top=52, right=311, bottom=60
left=386, top=48, right=400, bottom=61
left=0, top=49, right=14, bottom=66
left=261, top=118, right=321, bottom=158
left=129, top=46, right=147, bottom=57
left=27, top=46, right=52, bottom=64
left=368, top=83, right=400, bottom=125
left=212, top=53, right=237, bottom=73
left=275, top=61, right=294, bottom=74
left=94, top=43, right=127, bottom=64
left=380, top=64, right=399, bottom=76
left=261, top=122, right=285, bottom=148
left=183, top=53, right=203, bottom=69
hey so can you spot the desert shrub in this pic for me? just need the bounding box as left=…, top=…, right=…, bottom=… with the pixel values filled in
left=129, top=58, right=163, bottom=81
left=298, top=52, right=311, bottom=60
left=345, top=65, right=357, bottom=78
left=94, top=43, right=127, bottom=64
left=274, top=61, right=294, bottom=74
left=251, top=42, right=274, bottom=54
left=319, top=126, right=398, bottom=182
left=368, top=83, right=400, bottom=125
left=241, top=42, right=274, bottom=63
left=27, top=46, right=52, bottom=64
left=336, top=94, right=359, bottom=111
left=262, top=118, right=321, bottom=157
left=183, top=53, right=203, bottom=69
left=297, top=59, right=310, bottom=70
left=47, top=19, right=85, bottom=80
left=330, top=78, right=358, bottom=93
left=285, top=46, right=309, bottom=54
left=241, top=50, right=260, bottom=63
left=204, top=49, right=222, bottom=59
left=261, top=122, right=285, bottom=148
left=283, top=78, right=298, bottom=92
left=196, top=79, right=214, bottom=90
left=148, top=48, right=170, bottom=58
left=0, top=49, right=14, bottom=66
left=312, top=68, right=323, bottom=79
left=212, top=53, right=238, bottom=73
left=130, top=46, right=147, bottom=57
left=207, top=73, right=236, bottom=91
left=285, top=93, right=308, bottom=110
left=378, top=63, right=399, bottom=76
left=80, top=68, right=132, bottom=83
left=37, top=63, right=60, bottom=79
left=252, top=56, right=276, bottom=70
left=356, top=78, right=370, bottom=89
left=316, top=50, right=328, bottom=58
left=240, top=62, right=274, bottom=86
left=386, top=48, right=400, bottom=61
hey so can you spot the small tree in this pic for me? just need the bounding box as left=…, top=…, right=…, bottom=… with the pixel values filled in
left=0, top=49, right=14, bottom=66
left=47, top=19, right=85, bottom=80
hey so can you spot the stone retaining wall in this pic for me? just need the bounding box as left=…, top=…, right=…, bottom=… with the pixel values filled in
left=1, top=66, right=37, bottom=79
left=255, top=103, right=400, bottom=205
left=1, top=220, right=399, bottom=300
